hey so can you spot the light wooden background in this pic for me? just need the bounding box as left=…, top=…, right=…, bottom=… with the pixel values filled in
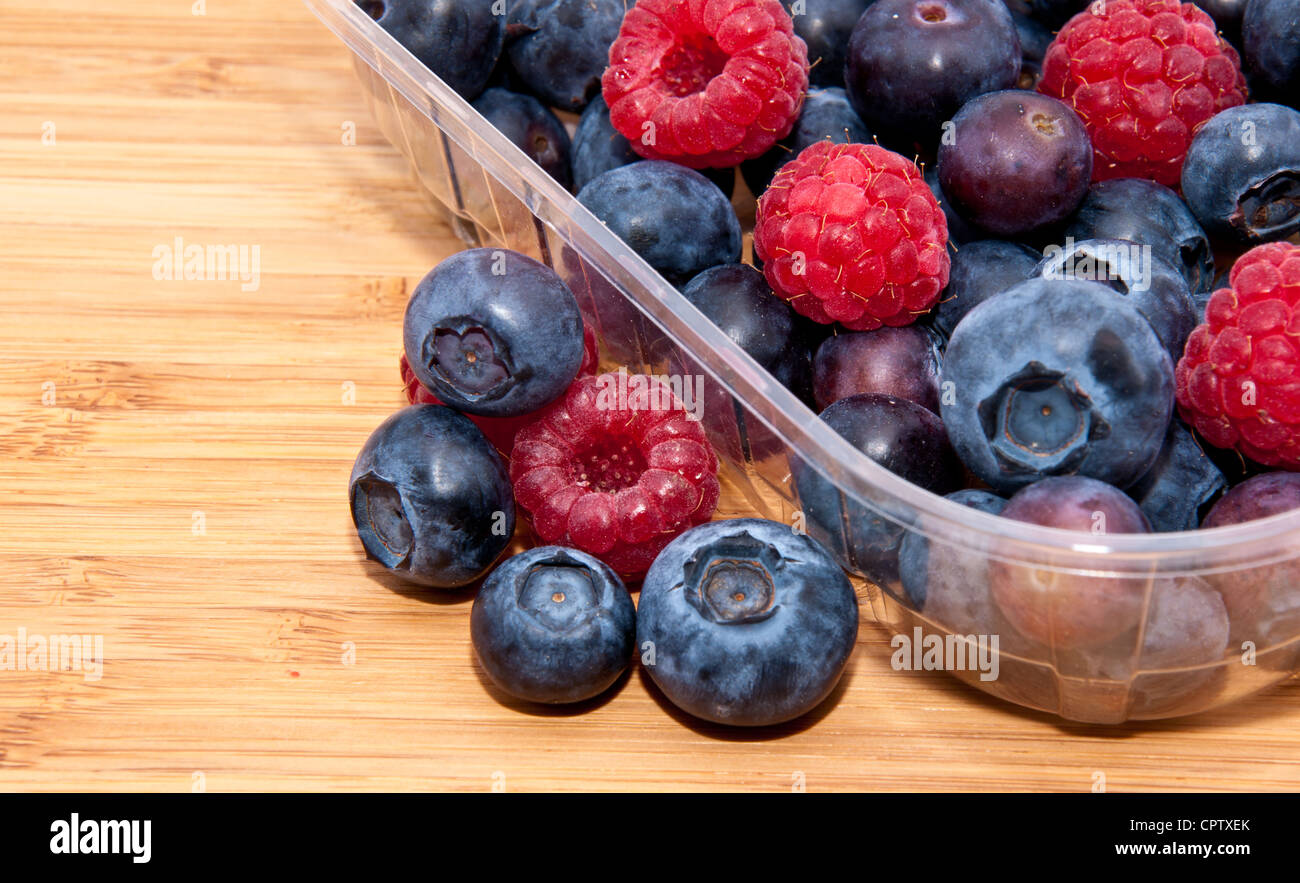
left=0, top=0, right=1297, bottom=792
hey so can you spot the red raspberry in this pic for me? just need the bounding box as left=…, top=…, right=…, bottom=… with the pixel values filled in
left=753, top=141, right=949, bottom=331
left=1176, top=242, right=1300, bottom=469
left=1038, top=0, right=1247, bottom=189
left=509, top=372, right=720, bottom=578
left=399, top=322, right=598, bottom=454
left=601, top=0, right=808, bottom=169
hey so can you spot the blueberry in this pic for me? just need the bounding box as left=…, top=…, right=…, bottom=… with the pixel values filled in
left=1181, top=103, right=1300, bottom=244
left=576, top=161, right=742, bottom=286
left=1126, top=419, right=1227, bottom=532
left=349, top=405, right=515, bottom=588
left=845, top=0, right=1021, bottom=152
left=637, top=518, right=859, bottom=726
left=930, top=239, right=1039, bottom=339
left=924, top=165, right=981, bottom=245
left=937, top=90, right=1092, bottom=236
left=571, top=98, right=736, bottom=197
left=1064, top=178, right=1215, bottom=300
left=780, top=0, right=872, bottom=87
left=1010, top=9, right=1053, bottom=89
left=678, top=264, right=813, bottom=402
left=1023, top=0, right=1088, bottom=28
left=989, top=476, right=1152, bottom=649
left=898, top=488, right=1006, bottom=611
left=1033, top=237, right=1197, bottom=361
left=812, top=325, right=944, bottom=413
left=941, top=278, right=1175, bottom=494
left=1125, top=576, right=1230, bottom=718
left=504, top=0, right=628, bottom=112
left=358, top=0, right=505, bottom=101
left=1242, top=0, right=1300, bottom=106
left=740, top=87, right=872, bottom=195
left=403, top=248, right=584, bottom=417
left=471, top=546, right=635, bottom=703
left=471, top=88, right=573, bottom=191
left=1201, top=0, right=1251, bottom=49
left=793, top=393, right=963, bottom=586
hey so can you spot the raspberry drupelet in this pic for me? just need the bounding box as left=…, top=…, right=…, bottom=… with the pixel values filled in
left=1037, top=0, right=1247, bottom=189
left=1176, top=242, right=1300, bottom=469
left=601, top=0, right=809, bottom=168
left=753, top=141, right=950, bottom=330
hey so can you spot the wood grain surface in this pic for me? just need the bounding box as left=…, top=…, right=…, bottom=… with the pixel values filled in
left=1, top=0, right=1298, bottom=793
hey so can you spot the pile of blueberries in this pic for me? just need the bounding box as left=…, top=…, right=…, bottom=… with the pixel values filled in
left=348, top=0, right=1300, bottom=723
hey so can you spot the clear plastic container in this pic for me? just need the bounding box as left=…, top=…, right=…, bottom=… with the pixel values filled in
left=305, top=0, right=1300, bottom=723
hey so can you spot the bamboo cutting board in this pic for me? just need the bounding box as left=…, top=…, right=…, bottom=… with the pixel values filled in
left=1, top=0, right=1298, bottom=792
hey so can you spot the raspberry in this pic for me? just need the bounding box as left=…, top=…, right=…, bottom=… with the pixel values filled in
left=601, top=0, right=809, bottom=169
left=399, top=322, right=598, bottom=454
left=1175, top=242, right=1300, bottom=469
left=509, top=373, right=720, bottom=578
left=1038, top=0, right=1247, bottom=189
left=753, top=141, right=950, bottom=331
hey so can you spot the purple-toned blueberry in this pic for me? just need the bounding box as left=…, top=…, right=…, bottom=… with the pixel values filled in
left=1201, top=472, right=1300, bottom=647
left=925, top=165, right=981, bottom=245
left=471, top=546, right=635, bottom=704
left=1011, top=9, right=1053, bottom=89
left=845, top=0, right=1021, bottom=152
left=794, top=393, right=963, bottom=587
left=937, top=90, right=1091, bottom=237
left=1127, top=420, right=1226, bottom=532
left=350, top=405, right=515, bottom=588
left=930, top=239, right=1039, bottom=339
left=1032, top=237, right=1198, bottom=361
left=812, top=325, right=943, bottom=413
left=989, top=476, right=1152, bottom=649
left=471, top=88, right=573, bottom=191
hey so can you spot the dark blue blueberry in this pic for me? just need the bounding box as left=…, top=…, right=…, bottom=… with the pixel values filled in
left=793, top=393, right=963, bottom=587
left=571, top=97, right=736, bottom=197
left=740, top=87, right=872, bottom=195
left=780, top=0, right=872, bottom=86
left=1181, top=103, right=1300, bottom=244
left=1010, top=9, right=1053, bottom=89
left=504, top=0, right=627, bottom=111
left=576, top=161, right=742, bottom=286
left=1127, top=419, right=1227, bottom=532
left=357, top=0, right=505, bottom=100
left=1200, top=0, right=1251, bottom=49
left=678, top=264, right=813, bottom=402
left=1033, top=237, right=1197, bottom=361
left=1242, top=0, right=1300, bottom=106
left=1064, top=178, right=1215, bottom=296
left=471, top=87, right=573, bottom=191
left=471, top=546, right=635, bottom=703
left=1023, top=0, right=1088, bottom=28
left=637, top=518, right=859, bottom=726
left=898, top=489, right=1006, bottom=611
left=931, top=239, right=1039, bottom=339
left=812, top=325, right=944, bottom=413
left=845, top=0, right=1020, bottom=152
left=403, top=248, right=584, bottom=417
left=940, top=278, right=1175, bottom=494
left=937, top=90, right=1092, bottom=237
left=349, top=405, right=515, bottom=588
